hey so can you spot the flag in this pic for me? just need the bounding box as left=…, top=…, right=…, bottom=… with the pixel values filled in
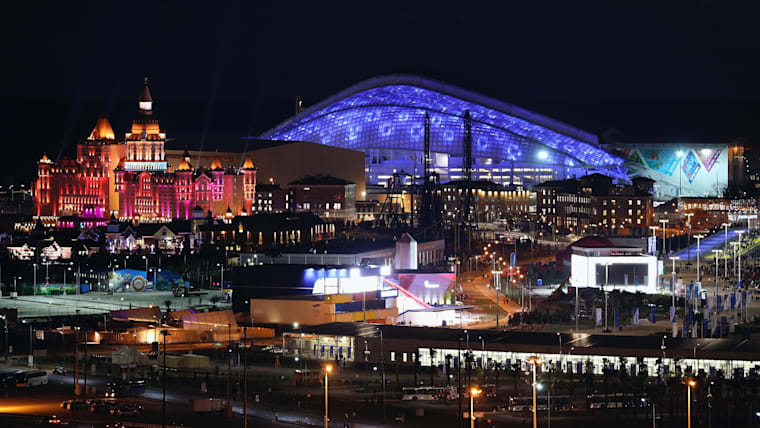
left=717, top=295, right=722, bottom=313
left=682, top=319, right=688, bottom=338
left=730, top=293, right=736, bottom=311
left=741, top=291, right=747, bottom=308
left=633, top=308, right=639, bottom=325
left=712, top=316, right=717, bottom=336
left=595, top=308, right=602, bottom=326
left=614, top=307, right=621, bottom=327
left=702, top=319, right=708, bottom=338
left=670, top=305, right=676, bottom=323
left=688, top=307, right=694, bottom=325
left=651, top=306, right=657, bottom=324
left=685, top=284, right=692, bottom=301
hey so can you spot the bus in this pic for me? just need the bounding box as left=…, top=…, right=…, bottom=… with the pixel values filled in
left=401, top=387, right=446, bottom=401
left=15, top=370, right=48, bottom=387
left=508, top=396, right=532, bottom=413
left=105, top=380, right=146, bottom=398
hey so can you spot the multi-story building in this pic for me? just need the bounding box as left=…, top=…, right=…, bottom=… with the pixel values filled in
left=535, top=179, right=592, bottom=233
left=254, top=184, right=291, bottom=213
left=439, top=181, right=532, bottom=223
left=288, top=175, right=356, bottom=220
left=535, top=175, right=654, bottom=236
left=587, top=175, right=654, bottom=236
left=33, top=79, right=258, bottom=223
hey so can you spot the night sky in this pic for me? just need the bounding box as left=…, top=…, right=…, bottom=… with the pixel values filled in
left=3, top=2, right=760, bottom=185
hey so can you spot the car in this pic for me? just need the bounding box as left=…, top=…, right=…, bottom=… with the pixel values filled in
left=261, top=345, right=285, bottom=354
left=48, top=415, right=62, bottom=424
left=110, top=403, right=143, bottom=416
left=88, top=400, right=117, bottom=414
left=52, top=366, right=68, bottom=375
left=60, top=400, right=90, bottom=411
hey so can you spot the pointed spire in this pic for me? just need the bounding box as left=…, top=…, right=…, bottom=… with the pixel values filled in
left=241, top=155, right=255, bottom=170
left=88, top=117, right=116, bottom=141
left=139, top=76, right=153, bottom=115
left=140, top=76, right=152, bottom=102
left=210, top=156, right=223, bottom=170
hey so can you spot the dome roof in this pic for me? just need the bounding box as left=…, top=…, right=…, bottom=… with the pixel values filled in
left=88, top=117, right=116, bottom=141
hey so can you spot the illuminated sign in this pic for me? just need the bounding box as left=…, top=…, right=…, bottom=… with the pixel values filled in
left=423, top=280, right=440, bottom=289
left=124, top=161, right=168, bottom=172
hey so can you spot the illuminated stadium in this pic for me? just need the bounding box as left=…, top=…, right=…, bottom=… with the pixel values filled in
left=259, top=75, right=627, bottom=188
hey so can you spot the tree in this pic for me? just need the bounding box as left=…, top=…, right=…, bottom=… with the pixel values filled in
left=210, top=295, right=221, bottom=309
left=511, top=362, right=521, bottom=395
left=429, top=348, right=437, bottom=387
left=164, top=299, right=173, bottom=316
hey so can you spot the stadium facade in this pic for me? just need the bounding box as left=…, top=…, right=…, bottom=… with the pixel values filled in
left=259, top=75, right=628, bottom=190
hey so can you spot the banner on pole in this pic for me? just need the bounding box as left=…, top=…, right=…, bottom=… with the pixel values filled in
left=633, top=308, right=639, bottom=325
left=595, top=308, right=602, bottom=326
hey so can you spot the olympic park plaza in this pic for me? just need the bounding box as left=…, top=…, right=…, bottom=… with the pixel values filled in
left=251, top=74, right=744, bottom=298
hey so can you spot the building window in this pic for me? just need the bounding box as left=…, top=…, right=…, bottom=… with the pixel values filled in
left=390, top=351, right=396, bottom=362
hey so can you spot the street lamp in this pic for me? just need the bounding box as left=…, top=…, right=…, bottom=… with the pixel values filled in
left=669, top=256, right=679, bottom=308
left=711, top=249, right=722, bottom=310
left=469, top=387, right=481, bottom=428
left=528, top=356, right=541, bottom=428
left=659, top=219, right=669, bottom=255
left=694, top=234, right=705, bottom=283
left=649, top=226, right=660, bottom=256
left=722, top=223, right=730, bottom=280
left=687, top=379, right=696, bottom=428
left=601, top=262, right=612, bottom=332
left=324, top=363, right=333, bottom=428
left=160, top=330, right=172, bottom=428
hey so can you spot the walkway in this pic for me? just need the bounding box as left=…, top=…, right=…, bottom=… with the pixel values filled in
left=673, top=228, right=742, bottom=260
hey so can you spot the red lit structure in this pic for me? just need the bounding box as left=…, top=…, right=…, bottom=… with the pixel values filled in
left=32, top=79, right=257, bottom=224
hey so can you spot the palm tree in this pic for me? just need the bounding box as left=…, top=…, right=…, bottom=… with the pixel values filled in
left=164, top=299, right=173, bottom=316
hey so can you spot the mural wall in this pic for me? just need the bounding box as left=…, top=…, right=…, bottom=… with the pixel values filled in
left=619, top=145, right=728, bottom=200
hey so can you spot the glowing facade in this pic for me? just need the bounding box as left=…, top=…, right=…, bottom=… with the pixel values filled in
left=33, top=80, right=257, bottom=222
left=260, top=75, right=627, bottom=187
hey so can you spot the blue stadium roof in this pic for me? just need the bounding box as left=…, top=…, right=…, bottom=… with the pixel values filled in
left=258, top=75, right=625, bottom=170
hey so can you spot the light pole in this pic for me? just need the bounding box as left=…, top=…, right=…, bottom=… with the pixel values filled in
left=33, top=263, right=36, bottom=296
left=722, top=223, right=729, bottom=280
left=528, top=356, right=540, bottom=428
left=649, top=226, right=660, bottom=256
left=161, top=330, right=171, bottom=428
left=469, top=387, right=481, bottom=428
left=695, top=234, right=704, bottom=283
left=736, top=230, right=744, bottom=288
left=687, top=379, right=696, bottom=428
left=324, top=363, right=333, bottom=428
left=685, top=212, right=694, bottom=262
left=601, top=262, right=611, bottom=332
left=711, top=249, right=722, bottom=301
left=659, top=219, right=669, bottom=256
left=669, top=256, right=679, bottom=308
left=243, top=327, right=248, bottom=428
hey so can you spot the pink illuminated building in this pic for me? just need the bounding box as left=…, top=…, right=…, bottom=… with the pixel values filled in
left=33, top=79, right=257, bottom=223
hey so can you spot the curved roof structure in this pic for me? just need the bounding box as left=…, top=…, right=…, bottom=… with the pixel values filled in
left=259, top=75, right=625, bottom=170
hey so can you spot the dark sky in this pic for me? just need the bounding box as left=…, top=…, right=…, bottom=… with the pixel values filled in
left=3, top=1, right=760, bottom=184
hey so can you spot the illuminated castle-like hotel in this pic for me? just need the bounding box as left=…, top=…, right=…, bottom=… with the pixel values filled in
left=33, top=79, right=257, bottom=223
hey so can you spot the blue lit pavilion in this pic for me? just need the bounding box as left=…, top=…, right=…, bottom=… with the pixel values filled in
left=258, top=75, right=626, bottom=188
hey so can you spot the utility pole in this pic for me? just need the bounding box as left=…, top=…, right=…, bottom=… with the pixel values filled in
left=243, top=327, right=248, bottom=428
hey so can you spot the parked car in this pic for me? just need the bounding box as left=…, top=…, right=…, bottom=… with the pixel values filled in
left=89, top=400, right=117, bottom=414
left=261, top=345, right=284, bottom=354
left=48, top=415, right=63, bottom=424
left=110, top=403, right=143, bottom=416
left=52, top=366, right=68, bottom=375
left=60, top=400, right=90, bottom=411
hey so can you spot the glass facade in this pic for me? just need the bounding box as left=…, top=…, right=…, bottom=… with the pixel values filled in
left=260, top=77, right=627, bottom=187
